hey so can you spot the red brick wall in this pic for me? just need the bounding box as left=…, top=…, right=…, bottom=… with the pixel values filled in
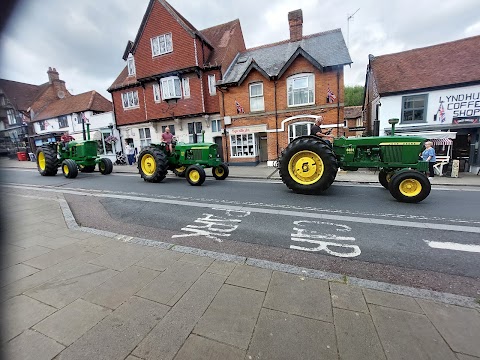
left=112, top=86, right=146, bottom=126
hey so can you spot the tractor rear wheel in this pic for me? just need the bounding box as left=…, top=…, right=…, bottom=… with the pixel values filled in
left=378, top=169, right=394, bottom=189
left=98, top=158, right=113, bottom=175
left=61, top=159, right=78, bottom=179
left=80, top=165, right=96, bottom=173
left=212, top=163, right=229, bottom=180
left=36, top=146, right=58, bottom=176
left=388, top=170, right=431, bottom=203
left=138, top=147, right=168, bottom=182
left=173, top=166, right=186, bottom=177
left=186, top=165, right=206, bottom=186
left=279, top=137, right=338, bottom=194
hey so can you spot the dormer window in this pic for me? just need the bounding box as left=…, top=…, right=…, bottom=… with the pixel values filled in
left=160, top=76, right=181, bottom=100
left=151, top=33, right=173, bottom=57
left=127, top=54, right=136, bottom=76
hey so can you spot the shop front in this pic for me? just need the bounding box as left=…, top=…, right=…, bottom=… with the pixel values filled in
left=227, top=124, right=266, bottom=165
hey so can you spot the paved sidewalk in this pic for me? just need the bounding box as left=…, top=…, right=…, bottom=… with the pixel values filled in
left=1, top=194, right=479, bottom=360
left=2, top=157, right=480, bottom=186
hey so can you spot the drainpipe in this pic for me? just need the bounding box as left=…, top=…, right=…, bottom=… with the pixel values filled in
left=274, top=79, right=279, bottom=160
left=217, top=87, right=229, bottom=164
left=336, top=67, right=340, bottom=137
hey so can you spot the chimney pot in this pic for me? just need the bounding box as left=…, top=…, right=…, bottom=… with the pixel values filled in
left=288, top=9, right=303, bottom=42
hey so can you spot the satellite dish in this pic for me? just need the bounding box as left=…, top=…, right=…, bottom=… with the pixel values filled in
left=57, top=90, right=65, bottom=99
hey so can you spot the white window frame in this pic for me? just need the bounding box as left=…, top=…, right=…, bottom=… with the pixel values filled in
left=127, top=54, right=136, bottom=76
left=153, top=83, right=161, bottom=102
left=121, top=90, right=139, bottom=109
left=288, top=122, right=314, bottom=142
left=208, top=74, right=216, bottom=95
left=230, top=133, right=257, bottom=158
left=160, top=76, right=181, bottom=100
left=7, top=109, right=16, bottom=125
left=211, top=119, right=222, bottom=133
left=161, top=124, right=175, bottom=135
left=356, top=118, right=363, bottom=127
left=182, top=77, right=190, bottom=98
left=287, top=73, right=315, bottom=107
left=151, top=33, right=173, bottom=57
left=139, top=127, right=151, bottom=149
left=249, top=83, right=264, bottom=112
left=187, top=121, right=203, bottom=143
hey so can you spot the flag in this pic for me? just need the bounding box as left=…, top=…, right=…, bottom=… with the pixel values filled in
left=81, top=112, right=89, bottom=124
left=327, top=87, right=337, bottom=103
left=437, top=102, right=446, bottom=123
left=235, top=100, right=245, bottom=114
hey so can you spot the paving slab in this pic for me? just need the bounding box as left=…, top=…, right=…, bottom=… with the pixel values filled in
left=334, top=307, right=386, bottom=360
left=417, top=299, right=480, bottom=357
left=82, top=265, right=160, bottom=309
left=6, top=234, right=55, bottom=249
left=194, top=284, right=264, bottom=349
left=1, top=245, right=52, bottom=269
left=133, top=272, right=226, bottom=360
left=75, top=236, right=123, bottom=254
left=42, top=228, right=94, bottom=240
left=226, top=264, right=272, bottom=292
left=206, top=260, right=237, bottom=276
left=247, top=308, right=337, bottom=360
left=263, top=271, right=332, bottom=322
left=0, top=263, right=39, bottom=286
left=4, top=329, right=65, bottom=360
left=30, top=234, right=81, bottom=250
left=370, top=304, right=457, bottom=360
left=179, top=253, right=215, bottom=267
left=24, top=263, right=118, bottom=308
left=330, top=282, right=369, bottom=313
left=57, top=296, right=169, bottom=360
left=33, top=299, right=111, bottom=346
left=134, top=248, right=183, bottom=271
left=23, top=244, right=87, bottom=269
left=174, top=334, right=246, bottom=360
left=2, top=295, right=56, bottom=342
left=363, top=288, right=424, bottom=313
left=88, top=244, right=152, bottom=271
left=0, top=243, right=25, bottom=254
left=136, top=260, right=207, bottom=306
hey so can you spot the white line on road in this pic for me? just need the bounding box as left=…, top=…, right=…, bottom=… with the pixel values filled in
left=424, top=240, right=480, bottom=253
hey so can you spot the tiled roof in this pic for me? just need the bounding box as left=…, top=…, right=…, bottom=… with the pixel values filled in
left=370, top=35, right=480, bottom=95
left=220, top=29, right=352, bottom=85
left=0, top=79, right=46, bottom=111
left=344, top=106, right=362, bottom=119
left=108, top=67, right=139, bottom=92
left=34, top=91, right=112, bottom=121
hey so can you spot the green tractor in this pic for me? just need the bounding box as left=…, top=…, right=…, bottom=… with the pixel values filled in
left=36, top=124, right=113, bottom=179
left=279, top=119, right=432, bottom=203
left=137, top=137, right=228, bottom=186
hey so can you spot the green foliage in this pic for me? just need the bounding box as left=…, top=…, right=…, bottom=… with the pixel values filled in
left=345, top=85, right=364, bottom=106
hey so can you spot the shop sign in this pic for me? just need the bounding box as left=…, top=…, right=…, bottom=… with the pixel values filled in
left=436, top=91, right=480, bottom=123
left=228, top=124, right=267, bottom=135
left=452, top=116, right=479, bottom=125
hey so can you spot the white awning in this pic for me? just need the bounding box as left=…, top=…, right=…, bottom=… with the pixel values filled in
left=397, top=131, right=457, bottom=140
left=431, top=138, right=452, bottom=145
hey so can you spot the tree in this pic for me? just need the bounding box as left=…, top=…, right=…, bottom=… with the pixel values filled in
left=345, top=85, right=364, bottom=106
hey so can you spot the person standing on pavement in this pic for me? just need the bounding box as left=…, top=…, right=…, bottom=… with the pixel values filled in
left=310, top=116, right=333, bottom=145
left=422, top=141, right=436, bottom=179
left=125, top=141, right=134, bottom=165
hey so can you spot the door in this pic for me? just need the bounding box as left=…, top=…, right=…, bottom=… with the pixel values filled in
left=259, top=134, right=268, bottom=162
left=214, top=136, right=224, bottom=161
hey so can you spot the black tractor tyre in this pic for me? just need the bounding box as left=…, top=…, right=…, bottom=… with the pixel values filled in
left=186, top=165, right=206, bottom=186
left=98, top=158, right=113, bottom=175
left=137, top=147, right=168, bottom=182
left=388, top=170, right=431, bottom=203
left=378, top=169, right=394, bottom=189
left=36, top=146, right=58, bottom=176
left=80, top=165, right=96, bottom=173
left=61, top=159, right=78, bottom=179
left=173, top=166, right=187, bottom=177
left=279, top=137, right=338, bottom=194
left=212, top=163, right=229, bottom=180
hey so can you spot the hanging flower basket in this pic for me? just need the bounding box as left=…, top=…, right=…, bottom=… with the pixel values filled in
left=105, top=135, right=118, bottom=144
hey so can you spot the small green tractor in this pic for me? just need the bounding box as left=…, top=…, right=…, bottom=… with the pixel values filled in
left=36, top=125, right=113, bottom=179
left=137, top=138, right=228, bottom=186
left=279, top=119, right=431, bottom=203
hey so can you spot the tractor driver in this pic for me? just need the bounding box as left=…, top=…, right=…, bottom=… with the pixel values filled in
left=60, top=131, right=75, bottom=151
left=310, top=116, right=333, bottom=145
left=162, top=126, right=174, bottom=153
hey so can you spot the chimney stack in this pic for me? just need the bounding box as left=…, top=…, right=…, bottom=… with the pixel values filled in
left=47, top=67, right=60, bottom=83
left=288, top=9, right=303, bottom=42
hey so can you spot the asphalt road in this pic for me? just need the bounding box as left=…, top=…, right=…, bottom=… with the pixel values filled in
left=2, top=168, right=480, bottom=297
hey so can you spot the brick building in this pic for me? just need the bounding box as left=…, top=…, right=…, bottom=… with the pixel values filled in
left=108, top=0, right=245, bottom=159
left=343, top=106, right=364, bottom=137
left=217, top=9, right=351, bottom=165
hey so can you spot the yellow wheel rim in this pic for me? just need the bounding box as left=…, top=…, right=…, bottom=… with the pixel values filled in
left=288, top=150, right=324, bottom=185
left=63, top=164, right=69, bottom=175
left=214, top=167, right=224, bottom=176
left=38, top=152, right=46, bottom=170
left=176, top=166, right=186, bottom=173
left=189, top=170, right=200, bottom=182
left=141, top=154, right=156, bottom=176
left=399, top=179, right=422, bottom=197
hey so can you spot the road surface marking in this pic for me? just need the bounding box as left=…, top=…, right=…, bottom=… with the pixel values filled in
left=424, top=240, right=480, bottom=253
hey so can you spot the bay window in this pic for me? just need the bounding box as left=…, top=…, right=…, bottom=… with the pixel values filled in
left=160, top=76, right=181, bottom=100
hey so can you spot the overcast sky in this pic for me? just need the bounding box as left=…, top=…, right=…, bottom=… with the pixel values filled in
left=1, top=0, right=479, bottom=100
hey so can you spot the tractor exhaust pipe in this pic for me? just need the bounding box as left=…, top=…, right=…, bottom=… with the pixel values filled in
left=388, top=118, right=399, bottom=136
left=86, top=122, right=91, bottom=140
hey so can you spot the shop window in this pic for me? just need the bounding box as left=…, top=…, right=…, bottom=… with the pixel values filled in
left=288, top=122, right=313, bottom=142
left=97, top=130, right=114, bottom=155
left=188, top=121, right=202, bottom=143
left=161, top=124, right=175, bottom=135
left=231, top=133, right=256, bottom=157
left=401, top=94, right=428, bottom=123
left=139, top=127, right=151, bottom=148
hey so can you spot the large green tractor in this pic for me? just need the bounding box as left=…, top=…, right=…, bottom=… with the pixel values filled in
left=279, top=119, right=431, bottom=203
left=36, top=125, right=113, bottom=179
left=138, top=139, right=228, bottom=186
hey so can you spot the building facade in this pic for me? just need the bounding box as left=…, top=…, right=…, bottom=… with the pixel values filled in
left=108, top=0, right=246, bottom=159
left=343, top=106, right=364, bottom=137
left=218, top=10, right=351, bottom=165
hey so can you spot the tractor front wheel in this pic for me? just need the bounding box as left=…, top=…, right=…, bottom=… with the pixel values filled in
left=173, top=166, right=186, bottom=177
left=61, top=159, right=78, bottom=179
left=378, top=169, right=394, bottom=189
left=388, top=170, right=431, bottom=203
left=212, top=163, right=229, bottom=180
left=36, top=146, right=58, bottom=176
left=98, top=158, right=113, bottom=175
left=186, top=165, right=206, bottom=186
left=279, top=137, right=338, bottom=194
left=138, top=147, right=168, bottom=182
